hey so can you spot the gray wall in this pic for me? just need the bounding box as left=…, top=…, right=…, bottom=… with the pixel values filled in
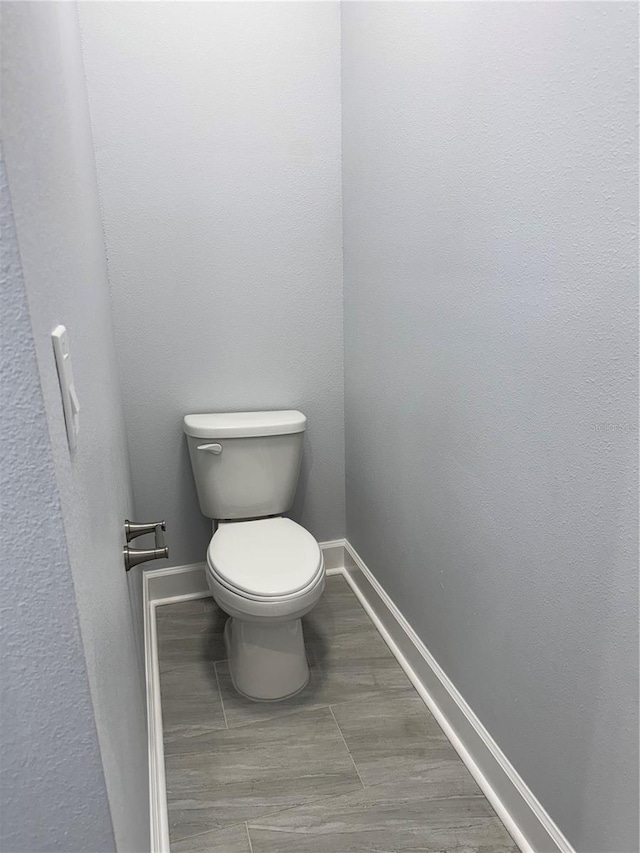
left=0, top=155, right=116, bottom=853
left=79, top=1, right=345, bottom=566
left=1, top=3, right=149, bottom=849
left=342, top=4, right=638, bottom=852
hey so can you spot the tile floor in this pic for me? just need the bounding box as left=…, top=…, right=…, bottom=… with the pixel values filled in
left=157, top=575, right=518, bottom=852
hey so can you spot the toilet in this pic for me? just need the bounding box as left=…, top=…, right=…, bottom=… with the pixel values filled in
left=183, top=410, right=325, bottom=701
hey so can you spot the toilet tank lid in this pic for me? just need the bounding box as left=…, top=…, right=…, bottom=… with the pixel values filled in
left=183, top=410, right=306, bottom=439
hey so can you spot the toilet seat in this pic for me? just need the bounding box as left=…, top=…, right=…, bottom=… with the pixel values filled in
left=207, top=517, right=323, bottom=601
left=211, top=569, right=323, bottom=603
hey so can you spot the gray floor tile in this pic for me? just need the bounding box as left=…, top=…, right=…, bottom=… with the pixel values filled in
left=332, top=693, right=468, bottom=787
left=160, top=659, right=226, bottom=742
left=165, top=707, right=362, bottom=840
left=157, top=598, right=208, bottom=618
left=308, top=577, right=377, bottom=634
left=215, top=655, right=414, bottom=729
left=156, top=598, right=212, bottom=641
left=170, top=824, right=251, bottom=853
left=304, top=576, right=395, bottom=663
left=157, top=604, right=228, bottom=672
left=158, top=575, right=516, bottom=853
left=157, top=636, right=226, bottom=673
left=247, top=780, right=518, bottom=852
left=165, top=704, right=346, bottom=758
left=308, top=575, right=369, bottom=620
left=305, top=616, right=395, bottom=665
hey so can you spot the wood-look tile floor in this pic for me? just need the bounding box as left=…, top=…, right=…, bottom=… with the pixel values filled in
left=157, top=575, right=518, bottom=853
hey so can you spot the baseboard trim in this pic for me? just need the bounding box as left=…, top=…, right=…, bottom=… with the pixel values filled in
left=143, top=540, right=574, bottom=853
left=142, top=569, right=171, bottom=853
left=341, top=541, right=575, bottom=853
left=145, top=561, right=208, bottom=604
left=318, top=538, right=348, bottom=571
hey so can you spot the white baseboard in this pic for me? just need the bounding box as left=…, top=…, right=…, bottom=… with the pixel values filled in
left=142, top=569, right=171, bottom=853
left=317, top=538, right=348, bottom=571
left=142, top=540, right=574, bottom=853
left=145, top=561, right=208, bottom=604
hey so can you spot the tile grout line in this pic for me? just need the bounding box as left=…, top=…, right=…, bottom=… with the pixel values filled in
left=329, top=704, right=366, bottom=790
left=245, top=821, right=254, bottom=852
left=214, top=660, right=229, bottom=729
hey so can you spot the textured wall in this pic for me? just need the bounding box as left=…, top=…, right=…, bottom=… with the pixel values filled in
left=342, top=4, right=638, bottom=851
left=0, top=156, right=116, bottom=853
left=79, top=1, right=345, bottom=565
left=1, top=4, right=148, bottom=850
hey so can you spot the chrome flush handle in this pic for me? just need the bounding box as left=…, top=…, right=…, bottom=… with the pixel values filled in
left=197, top=443, right=223, bottom=454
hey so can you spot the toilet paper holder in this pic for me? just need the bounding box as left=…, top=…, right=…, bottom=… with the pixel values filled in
left=123, top=519, right=169, bottom=571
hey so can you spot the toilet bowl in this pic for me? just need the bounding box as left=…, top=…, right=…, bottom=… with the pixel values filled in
left=206, top=517, right=325, bottom=700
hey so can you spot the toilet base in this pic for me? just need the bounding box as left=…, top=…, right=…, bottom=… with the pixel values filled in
left=224, top=617, right=310, bottom=701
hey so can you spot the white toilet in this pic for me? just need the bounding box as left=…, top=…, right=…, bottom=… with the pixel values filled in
left=183, top=410, right=325, bottom=701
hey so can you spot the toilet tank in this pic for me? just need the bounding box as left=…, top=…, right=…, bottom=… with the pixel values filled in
left=183, top=411, right=306, bottom=520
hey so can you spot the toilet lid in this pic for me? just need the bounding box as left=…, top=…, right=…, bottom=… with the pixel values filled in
left=207, top=518, right=323, bottom=599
